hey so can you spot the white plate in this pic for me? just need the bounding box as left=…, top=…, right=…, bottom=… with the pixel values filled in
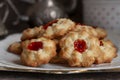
left=0, top=29, right=120, bottom=74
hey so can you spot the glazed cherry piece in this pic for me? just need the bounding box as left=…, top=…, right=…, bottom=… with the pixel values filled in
left=43, top=19, right=58, bottom=30
left=74, top=39, right=87, bottom=53
left=28, top=41, right=43, bottom=51
left=92, top=26, right=97, bottom=29
left=100, top=40, right=103, bottom=46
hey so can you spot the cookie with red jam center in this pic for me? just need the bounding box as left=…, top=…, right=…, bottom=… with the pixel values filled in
left=21, top=37, right=56, bottom=67
left=59, top=31, right=98, bottom=67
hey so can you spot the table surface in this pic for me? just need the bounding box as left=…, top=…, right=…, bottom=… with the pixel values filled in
left=0, top=71, right=120, bottom=80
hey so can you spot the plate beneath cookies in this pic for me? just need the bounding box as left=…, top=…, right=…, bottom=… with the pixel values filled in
left=0, top=28, right=120, bottom=74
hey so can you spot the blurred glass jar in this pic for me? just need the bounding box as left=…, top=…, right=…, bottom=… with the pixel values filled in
left=27, top=0, right=68, bottom=26
left=0, top=19, right=8, bottom=36
left=0, top=2, right=8, bottom=36
left=26, top=0, right=77, bottom=26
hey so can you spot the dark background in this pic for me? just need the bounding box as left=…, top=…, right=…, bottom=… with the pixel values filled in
left=1, top=0, right=83, bottom=34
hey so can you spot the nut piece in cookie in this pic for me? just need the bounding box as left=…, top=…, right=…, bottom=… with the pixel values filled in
left=38, top=18, right=75, bottom=39
left=8, top=42, right=22, bottom=55
left=59, top=31, right=97, bottom=67
left=21, top=26, right=42, bottom=41
left=21, top=37, right=56, bottom=67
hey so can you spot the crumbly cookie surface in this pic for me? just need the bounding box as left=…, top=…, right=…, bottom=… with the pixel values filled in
left=8, top=42, right=22, bottom=55
left=21, top=37, right=56, bottom=67
left=99, top=40, right=117, bottom=63
left=38, top=18, right=75, bottom=39
left=21, top=26, right=42, bottom=41
left=73, top=24, right=107, bottom=39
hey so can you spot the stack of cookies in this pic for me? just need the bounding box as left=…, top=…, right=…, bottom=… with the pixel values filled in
left=8, top=18, right=117, bottom=67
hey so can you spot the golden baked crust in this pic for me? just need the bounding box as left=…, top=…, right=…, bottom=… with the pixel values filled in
left=38, top=18, right=75, bottom=39
left=95, top=27, right=107, bottom=39
left=21, top=18, right=75, bottom=40
left=73, top=24, right=107, bottom=39
left=21, top=37, right=56, bottom=67
left=89, top=38, right=105, bottom=64
left=21, top=26, right=42, bottom=41
left=99, top=40, right=117, bottom=63
left=8, top=42, right=22, bottom=55
left=90, top=39, right=117, bottom=64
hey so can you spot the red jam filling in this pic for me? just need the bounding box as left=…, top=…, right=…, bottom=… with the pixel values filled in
left=74, top=39, right=87, bottom=53
left=27, top=41, right=43, bottom=51
left=100, top=41, right=103, bottom=46
left=92, top=26, right=97, bottom=29
left=43, top=19, right=58, bottom=30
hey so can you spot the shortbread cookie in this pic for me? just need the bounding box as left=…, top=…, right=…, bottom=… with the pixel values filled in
left=73, top=24, right=107, bottom=39
left=21, top=37, right=56, bottom=67
left=21, top=26, right=42, bottom=41
left=89, top=38, right=106, bottom=64
left=59, top=31, right=97, bottom=67
left=50, top=55, right=67, bottom=64
left=90, top=39, right=117, bottom=64
left=8, top=42, right=22, bottom=55
left=99, top=40, right=117, bottom=63
left=38, top=18, right=75, bottom=39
